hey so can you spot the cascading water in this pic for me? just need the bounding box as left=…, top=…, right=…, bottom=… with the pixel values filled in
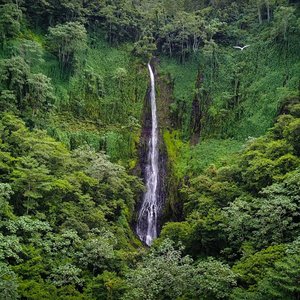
left=136, top=63, right=159, bottom=246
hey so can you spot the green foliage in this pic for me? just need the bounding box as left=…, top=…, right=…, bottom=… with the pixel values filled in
left=271, top=6, right=298, bottom=41
left=0, top=56, right=30, bottom=104
left=123, top=240, right=236, bottom=300
left=47, top=22, right=87, bottom=73
left=0, top=1, right=299, bottom=299
left=188, top=139, right=243, bottom=175
left=77, top=230, right=115, bottom=275
left=50, top=263, right=83, bottom=287
left=158, top=221, right=192, bottom=249
left=27, top=73, right=55, bottom=114
left=160, top=57, right=198, bottom=138
left=123, top=240, right=193, bottom=300
left=232, top=244, right=286, bottom=287
left=133, top=35, right=157, bottom=61
left=0, top=113, right=143, bottom=298
left=0, top=183, right=14, bottom=218
left=163, top=130, right=189, bottom=178
left=85, top=271, right=125, bottom=300
left=168, top=101, right=300, bottom=261
left=232, top=239, right=300, bottom=300
left=190, top=257, right=236, bottom=300
left=44, top=37, right=147, bottom=162
left=14, top=39, right=45, bottom=69
left=0, top=262, right=19, bottom=300
left=0, top=56, right=55, bottom=116
left=0, top=3, right=22, bottom=44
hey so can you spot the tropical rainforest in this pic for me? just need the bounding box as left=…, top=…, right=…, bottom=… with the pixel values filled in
left=0, top=0, right=300, bottom=299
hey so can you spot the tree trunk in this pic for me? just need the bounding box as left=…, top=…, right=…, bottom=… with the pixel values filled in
left=266, top=1, right=271, bottom=22
left=257, top=2, right=262, bottom=24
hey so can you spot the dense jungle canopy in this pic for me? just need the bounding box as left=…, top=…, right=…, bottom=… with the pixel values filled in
left=0, top=0, right=300, bottom=299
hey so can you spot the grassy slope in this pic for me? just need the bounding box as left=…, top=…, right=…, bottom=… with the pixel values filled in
left=17, top=35, right=149, bottom=166
left=2, top=25, right=299, bottom=182
left=159, top=31, right=300, bottom=178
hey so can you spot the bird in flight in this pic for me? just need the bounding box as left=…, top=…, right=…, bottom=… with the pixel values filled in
left=233, top=45, right=250, bottom=51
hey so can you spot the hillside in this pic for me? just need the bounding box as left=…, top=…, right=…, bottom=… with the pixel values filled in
left=0, top=0, right=300, bottom=299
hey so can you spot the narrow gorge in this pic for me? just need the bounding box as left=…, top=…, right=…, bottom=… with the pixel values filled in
left=136, top=63, right=166, bottom=246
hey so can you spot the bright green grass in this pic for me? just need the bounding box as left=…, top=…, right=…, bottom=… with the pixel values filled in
left=159, top=56, right=199, bottom=138
left=45, top=37, right=147, bottom=163
left=85, top=39, right=130, bottom=76
left=159, top=37, right=299, bottom=141
left=164, top=130, right=243, bottom=178
left=187, top=138, right=243, bottom=175
left=160, top=56, right=199, bottom=104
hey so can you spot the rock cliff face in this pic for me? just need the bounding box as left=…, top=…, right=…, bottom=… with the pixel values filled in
left=134, top=58, right=193, bottom=243
left=154, top=62, right=184, bottom=223
left=134, top=60, right=168, bottom=243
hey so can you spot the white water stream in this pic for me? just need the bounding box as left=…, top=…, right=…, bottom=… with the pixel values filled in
left=136, top=63, right=159, bottom=246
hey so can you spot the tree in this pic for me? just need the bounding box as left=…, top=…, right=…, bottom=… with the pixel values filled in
left=232, top=239, right=300, bottom=300
left=47, top=22, right=87, bottom=73
left=232, top=244, right=286, bottom=287
left=81, top=67, right=104, bottom=99
left=113, top=67, right=128, bottom=90
left=158, top=221, right=193, bottom=251
left=86, top=271, right=125, bottom=300
left=26, top=73, right=55, bottom=115
left=50, top=263, right=83, bottom=287
left=99, top=1, right=141, bottom=44
left=11, top=156, right=53, bottom=214
left=72, top=146, right=143, bottom=218
left=271, top=6, right=297, bottom=41
left=256, top=0, right=264, bottom=24
left=255, top=239, right=300, bottom=299
left=57, top=0, right=85, bottom=23
left=285, top=118, right=300, bottom=155
left=0, top=3, right=22, bottom=45
left=190, top=257, right=236, bottom=299
left=0, top=57, right=55, bottom=115
left=123, top=240, right=193, bottom=300
left=17, top=40, right=45, bottom=68
left=0, top=183, right=14, bottom=219
left=21, top=0, right=53, bottom=29
left=0, top=90, right=17, bottom=112
left=223, top=173, right=300, bottom=251
left=0, top=262, right=19, bottom=300
left=133, top=35, right=157, bottom=61
left=0, top=233, right=22, bottom=263
left=0, top=56, right=30, bottom=106
left=77, top=230, right=115, bottom=275
left=123, top=239, right=236, bottom=300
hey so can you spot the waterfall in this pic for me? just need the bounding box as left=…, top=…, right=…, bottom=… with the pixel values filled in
left=136, top=63, right=159, bottom=246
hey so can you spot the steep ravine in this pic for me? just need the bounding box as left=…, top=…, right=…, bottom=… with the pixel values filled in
left=133, top=59, right=185, bottom=245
